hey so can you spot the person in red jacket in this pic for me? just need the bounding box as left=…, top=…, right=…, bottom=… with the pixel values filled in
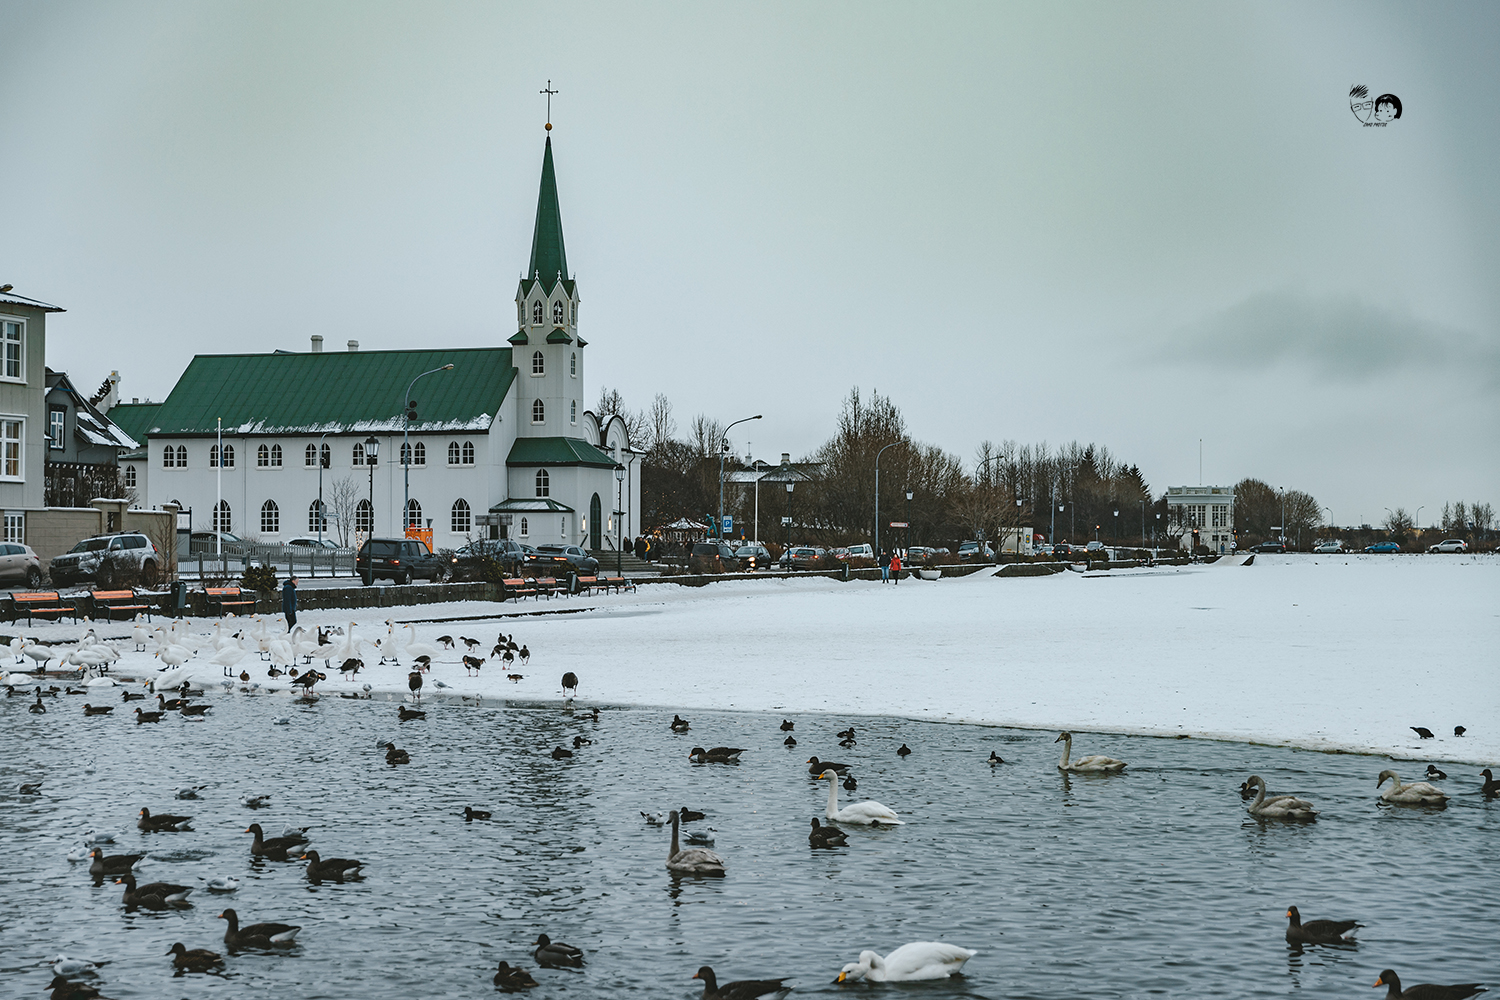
left=890, top=551, right=902, bottom=585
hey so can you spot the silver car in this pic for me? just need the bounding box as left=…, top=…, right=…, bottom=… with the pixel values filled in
left=0, top=543, right=44, bottom=588
left=49, top=532, right=161, bottom=588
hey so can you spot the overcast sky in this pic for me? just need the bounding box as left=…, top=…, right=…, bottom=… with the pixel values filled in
left=3, top=1, right=1496, bottom=527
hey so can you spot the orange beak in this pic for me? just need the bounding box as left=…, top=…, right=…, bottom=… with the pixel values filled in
left=1373, top=978, right=1384, bottom=987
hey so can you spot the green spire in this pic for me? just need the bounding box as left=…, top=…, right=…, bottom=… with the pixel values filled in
left=527, top=135, right=568, bottom=289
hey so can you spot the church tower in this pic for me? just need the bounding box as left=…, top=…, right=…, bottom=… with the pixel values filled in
left=512, top=135, right=585, bottom=440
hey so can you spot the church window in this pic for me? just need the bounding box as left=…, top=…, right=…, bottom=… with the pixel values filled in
left=552, top=300, right=564, bottom=324
left=210, top=444, right=235, bottom=468
left=355, top=499, right=373, bottom=534
left=405, top=498, right=422, bottom=529
left=532, top=400, right=545, bottom=424
left=306, top=444, right=317, bottom=467
left=124, top=465, right=136, bottom=489
left=223, top=445, right=234, bottom=468
left=447, top=441, right=460, bottom=465
left=352, top=442, right=366, bottom=466
left=163, top=446, right=176, bottom=468
left=260, top=499, right=280, bottom=534
left=308, top=500, right=327, bottom=533
left=519, top=516, right=529, bottom=537
left=270, top=444, right=281, bottom=467
left=535, top=469, right=549, bottom=497
left=532, top=300, right=543, bottom=325
left=451, top=499, right=471, bottom=534
left=532, top=350, right=544, bottom=376
left=176, top=445, right=187, bottom=467
left=461, top=441, right=475, bottom=465
left=570, top=400, right=577, bottom=424
left=213, top=499, right=232, bottom=533
left=412, top=441, right=425, bottom=466
left=209, top=444, right=219, bottom=468
left=570, top=352, right=576, bottom=377
left=571, top=301, right=576, bottom=323
left=257, top=444, right=269, bottom=467
left=400, top=442, right=410, bottom=466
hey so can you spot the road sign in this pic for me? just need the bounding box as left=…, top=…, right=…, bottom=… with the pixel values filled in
left=781, top=517, right=792, bottom=525
left=722, top=516, right=733, bottom=533
left=889, top=521, right=908, bottom=528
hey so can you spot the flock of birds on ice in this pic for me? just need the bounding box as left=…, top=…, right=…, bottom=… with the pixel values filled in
left=6, top=613, right=1496, bottom=999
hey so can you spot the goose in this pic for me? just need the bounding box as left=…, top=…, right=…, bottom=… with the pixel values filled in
left=809, top=817, right=847, bottom=848
left=138, top=807, right=192, bottom=831
left=678, top=805, right=706, bottom=822
left=403, top=625, right=441, bottom=663
left=671, top=714, right=691, bottom=732
left=820, top=769, right=902, bottom=824
left=1482, top=770, right=1500, bottom=796
left=667, top=809, right=726, bottom=875
left=180, top=703, right=210, bottom=717
left=834, top=942, right=977, bottom=982
left=463, top=806, right=492, bottom=821
left=532, top=933, right=584, bottom=968
left=202, top=876, right=240, bottom=893
left=301, top=849, right=363, bottom=882
left=806, top=756, right=848, bottom=775
left=692, top=966, right=792, bottom=1000
left=1244, top=775, right=1317, bottom=820
left=1054, top=732, right=1127, bottom=772
left=689, top=746, right=744, bottom=763
left=83, top=703, right=113, bottom=716
left=1285, top=905, right=1361, bottom=944
left=165, top=943, right=223, bottom=971
left=494, top=961, right=539, bottom=991
left=218, top=908, right=301, bottom=948
left=1373, top=969, right=1486, bottom=999
left=156, top=693, right=186, bottom=711
left=1426, top=765, right=1447, bottom=781
left=386, top=744, right=410, bottom=765
left=117, top=871, right=193, bottom=907
left=134, top=707, right=163, bottom=723
left=1378, top=769, right=1449, bottom=805
left=88, top=847, right=144, bottom=880
left=398, top=705, right=426, bottom=721
left=245, top=822, right=308, bottom=858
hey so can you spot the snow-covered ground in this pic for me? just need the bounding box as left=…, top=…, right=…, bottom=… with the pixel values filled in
left=9, top=555, right=1498, bottom=765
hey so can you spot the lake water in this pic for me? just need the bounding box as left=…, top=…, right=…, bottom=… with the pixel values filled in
left=3, top=687, right=1495, bottom=998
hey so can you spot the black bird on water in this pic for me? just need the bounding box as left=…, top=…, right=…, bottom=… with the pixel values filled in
left=533, top=933, right=584, bottom=968
left=1372, top=969, right=1485, bottom=1000
left=780, top=720, right=794, bottom=731
left=385, top=744, right=410, bottom=765
left=1425, top=765, right=1447, bottom=781
left=1481, top=769, right=1500, bottom=796
left=809, top=817, right=848, bottom=849
left=988, top=751, right=1006, bottom=766
left=494, top=961, right=538, bottom=992
left=1411, top=727, right=1436, bottom=739
left=897, top=743, right=913, bottom=757
left=1284, top=905, right=1361, bottom=945
left=842, top=774, right=857, bottom=791
left=693, top=966, right=792, bottom=1000
left=671, top=714, right=691, bottom=732
left=783, top=735, right=797, bottom=747
left=398, top=705, right=426, bottom=721
left=807, top=756, right=849, bottom=775
left=463, top=806, right=492, bottom=821
left=551, top=746, right=573, bottom=760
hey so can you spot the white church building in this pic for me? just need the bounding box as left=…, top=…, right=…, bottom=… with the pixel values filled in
left=124, top=132, right=641, bottom=551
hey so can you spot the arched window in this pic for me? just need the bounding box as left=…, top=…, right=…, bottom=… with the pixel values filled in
left=213, top=500, right=231, bottom=533
left=305, top=444, right=318, bottom=467
left=270, top=444, right=282, bottom=467
left=257, top=444, right=270, bottom=467
left=552, top=300, right=564, bottom=324
left=320, top=443, right=330, bottom=468
left=531, top=350, right=544, bottom=376
left=221, top=444, right=234, bottom=468
left=570, top=400, right=577, bottom=424
left=570, top=352, right=576, bottom=377
left=352, top=442, right=365, bottom=466
left=308, top=500, right=327, bottom=533
left=260, top=499, right=279, bottom=533
left=412, top=441, right=425, bottom=466
left=531, top=399, right=545, bottom=424
left=210, top=444, right=220, bottom=468
left=400, top=442, right=411, bottom=466
left=519, top=516, right=529, bottom=537
left=461, top=441, right=474, bottom=465
left=176, top=445, right=187, bottom=467
left=124, top=465, right=137, bottom=488
left=355, top=499, right=373, bottom=534
left=571, top=301, right=577, bottom=323
left=163, top=446, right=176, bottom=468
left=535, top=469, right=550, bottom=497
left=447, top=441, right=460, bottom=465
left=405, top=498, right=422, bottom=529
left=531, top=300, right=543, bottom=325
left=451, top=499, right=471, bottom=534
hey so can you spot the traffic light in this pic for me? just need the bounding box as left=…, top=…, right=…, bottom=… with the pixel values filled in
left=406, top=399, right=418, bottom=422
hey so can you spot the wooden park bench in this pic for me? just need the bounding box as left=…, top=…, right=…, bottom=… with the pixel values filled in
left=89, top=589, right=153, bottom=622
left=535, top=576, right=561, bottom=599
left=11, top=591, right=80, bottom=625
left=205, top=586, right=257, bottom=617
left=599, top=575, right=636, bottom=594
left=501, top=578, right=536, bottom=601
left=573, top=575, right=598, bottom=596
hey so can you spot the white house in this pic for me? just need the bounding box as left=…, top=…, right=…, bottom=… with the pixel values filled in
left=1165, top=485, right=1235, bottom=553
left=129, top=132, right=641, bottom=551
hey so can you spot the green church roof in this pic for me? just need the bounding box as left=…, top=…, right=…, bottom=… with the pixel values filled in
left=104, top=402, right=161, bottom=445
left=143, top=348, right=516, bottom=436
left=527, top=136, right=568, bottom=291
left=507, top=436, right=618, bottom=468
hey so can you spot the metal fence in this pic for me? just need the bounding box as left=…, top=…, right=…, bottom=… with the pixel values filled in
left=180, top=541, right=356, bottom=579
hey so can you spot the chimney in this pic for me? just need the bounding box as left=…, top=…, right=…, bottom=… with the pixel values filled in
left=780, top=452, right=790, bottom=467
left=347, top=340, right=359, bottom=352
left=310, top=335, right=324, bottom=353
left=99, top=371, right=121, bottom=412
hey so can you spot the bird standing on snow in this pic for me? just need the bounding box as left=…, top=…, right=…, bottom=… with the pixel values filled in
left=408, top=671, right=423, bottom=702
left=1410, top=726, right=1435, bottom=739
left=561, top=671, right=578, bottom=696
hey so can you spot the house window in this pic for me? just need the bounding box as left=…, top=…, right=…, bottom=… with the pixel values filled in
left=531, top=400, right=545, bottom=424
left=451, top=498, right=471, bottom=534
left=461, top=441, right=474, bottom=465
left=124, top=465, right=136, bottom=489
left=257, top=444, right=270, bottom=467
left=320, top=443, right=330, bottom=468
left=400, top=442, right=411, bottom=466
left=176, top=445, right=187, bottom=467
left=213, top=499, right=232, bottom=533
left=405, top=498, right=422, bottom=529
left=164, top=446, right=177, bottom=468
left=355, top=499, right=373, bottom=534
left=0, top=419, right=22, bottom=478
left=305, top=444, right=318, bottom=467
left=308, top=500, right=327, bottom=533
left=260, top=499, right=280, bottom=533
left=48, top=409, right=65, bottom=450
left=3, top=512, right=23, bottom=544
left=412, top=441, right=425, bottom=466
left=560, top=517, right=566, bottom=539
left=570, top=352, right=576, bottom=377
left=535, top=469, right=549, bottom=497
left=211, top=444, right=235, bottom=468
left=352, top=442, right=366, bottom=466
left=2, top=320, right=22, bottom=381
left=570, top=400, right=577, bottom=424
left=447, top=441, right=460, bottom=465
left=532, top=350, right=545, bottom=376
left=532, top=300, right=543, bottom=325
left=210, top=444, right=220, bottom=468
left=270, top=444, right=282, bottom=467
left=519, top=516, right=529, bottom=537
left=553, top=300, right=564, bottom=324
left=571, top=301, right=576, bottom=323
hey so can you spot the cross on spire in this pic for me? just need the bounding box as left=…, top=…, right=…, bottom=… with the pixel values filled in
left=540, top=80, right=558, bottom=130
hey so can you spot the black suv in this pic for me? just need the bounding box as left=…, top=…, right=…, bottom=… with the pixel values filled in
left=527, top=544, right=600, bottom=576
left=691, top=541, right=742, bottom=573
left=356, top=538, right=451, bottom=585
left=452, top=538, right=528, bottom=577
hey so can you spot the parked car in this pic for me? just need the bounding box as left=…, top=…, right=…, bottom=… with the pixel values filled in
left=286, top=536, right=340, bottom=549
left=690, top=541, right=740, bottom=573
left=846, top=543, right=875, bottom=561
left=958, top=540, right=995, bottom=561
left=782, top=546, right=824, bottom=570
left=1049, top=543, right=1075, bottom=559
left=1427, top=539, right=1467, bottom=553
left=188, top=530, right=248, bottom=556
left=453, top=538, right=529, bottom=576
left=906, top=546, right=937, bottom=565
left=529, top=544, right=600, bottom=576
left=49, top=532, right=161, bottom=588
left=1085, top=541, right=1106, bottom=553
left=0, top=543, right=44, bottom=588
left=1312, top=540, right=1344, bottom=554
left=1248, top=541, right=1286, bottom=553
left=356, top=537, right=451, bottom=585
left=734, top=543, right=774, bottom=571
left=1364, top=541, right=1401, bottom=554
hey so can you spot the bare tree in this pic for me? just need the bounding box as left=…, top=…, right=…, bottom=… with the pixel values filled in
left=1383, top=506, right=1414, bottom=540
left=645, top=393, right=676, bottom=458
left=326, top=475, right=360, bottom=547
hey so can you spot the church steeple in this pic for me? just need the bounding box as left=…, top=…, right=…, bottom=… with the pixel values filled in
left=528, top=136, right=568, bottom=290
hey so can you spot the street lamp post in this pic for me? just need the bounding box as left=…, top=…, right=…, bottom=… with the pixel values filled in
left=614, top=464, right=625, bottom=577
left=874, top=441, right=900, bottom=563
left=317, top=431, right=329, bottom=546
left=718, top=415, right=762, bottom=539
left=401, top=364, right=455, bottom=539
left=1113, top=508, right=1119, bottom=544
left=905, top=489, right=913, bottom=555
left=785, top=482, right=794, bottom=546
left=364, top=435, right=380, bottom=536
left=1415, top=505, right=1425, bottom=537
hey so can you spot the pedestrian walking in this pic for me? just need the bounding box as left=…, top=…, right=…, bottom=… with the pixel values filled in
left=880, top=550, right=889, bottom=583
left=282, top=575, right=298, bottom=630
left=890, top=551, right=902, bottom=585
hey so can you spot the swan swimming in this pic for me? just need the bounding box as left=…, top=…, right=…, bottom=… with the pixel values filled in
left=1054, top=732, right=1127, bottom=773
left=666, top=809, right=725, bottom=875
left=1243, top=775, right=1317, bottom=820
left=820, top=770, right=902, bottom=824
left=1377, top=769, right=1448, bottom=805
left=835, top=942, right=977, bottom=982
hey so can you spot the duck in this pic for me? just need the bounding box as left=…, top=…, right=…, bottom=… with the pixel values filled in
left=551, top=746, right=573, bottom=760
left=20, top=781, right=42, bottom=795
left=809, top=817, right=848, bottom=848
left=842, top=774, right=857, bottom=791
left=839, top=737, right=856, bottom=748
left=780, top=719, right=794, bottom=731
left=218, top=908, right=301, bottom=948
left=494, top=961, right=539, bottom=991
left=806, top=756, right=849, bottom=775
left=301, top=849, right=363, bottom=882
left=82, top=703, right=113, bottom=716
left=121, top=690, right=146, bottom=701
left=166, top=942, right=224, bottom=971
left=834, top=942, right=977, bottom=982
left=1284, top=906, right=1361, bottom=944
left=820, top=769, right=902, bottom=824
left=1054, top=731, right=1126, bottom=772
left=678, top=806, right=706, bottom=822
left=1244, top=775, right=1317, bottom=820
left=897, top=743, right=912, bottom=756
left=463, top=806, right=492, bottom=821
left=783, top=735, right=797, bottom=747
left=245, top=822, right=308, bottom=858
left=573, top=735, right=591, bottom=748
left=1425, top=765, right=1447, bottom=781
left=689, top=746, right=744, bottom=763
left=29, top=688, right=46, bottom=713
left=117, top=870, right=194, bottom=908
left=1480, top=769, right=1500, bottom=796
left=1377, top=769, right=1448, bottom=805
left=45, top=974, right=111, bottom=1000
left=1373, top=969, right=1486, bottom=999
left=398, top=705, right=426, bottom=721
left=138, top=807, right=192, bottom=831
left=88, top=847, right=144, bottom=880
left=133, top=707, right=164, bottom=723
left=692, top=966, right=792, bottom=1000
left=836, top=727, right=856, bottom=740
left=532, top=933, right=584, bottom=968
left=988, top=751, right=1005, bottom=765
left=386, top=744, right=411, bottom=765
left=667, top=809, right=726, bottom=875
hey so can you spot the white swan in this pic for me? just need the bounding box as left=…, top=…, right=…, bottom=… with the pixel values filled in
left=835, top=942, right=977, bottom=982
left=1055, top=732, right=1126, bottom=773
left=1243, top=775, right=1316, bottom=819
left=1378, top=769, right=1448, bottom=805
left=666, top=809, right=725, bottom=875
left=403, top=625, right=441, bottom=663
left=820, top=770, right=903, bottom=824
